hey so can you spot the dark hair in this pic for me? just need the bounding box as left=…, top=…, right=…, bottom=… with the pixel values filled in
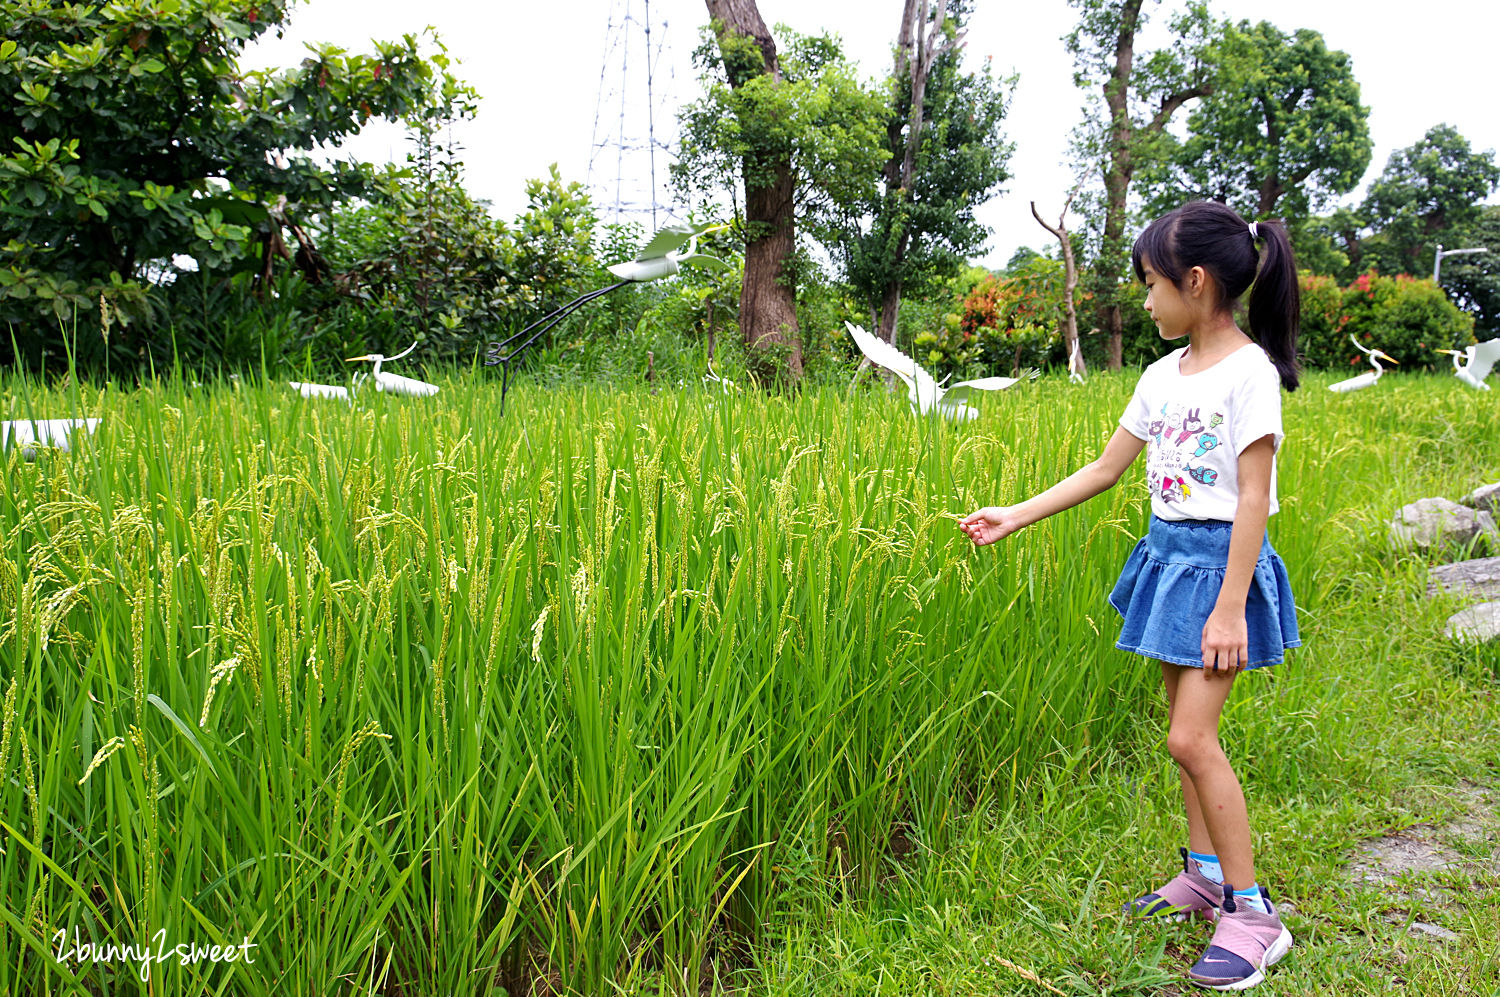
left=1131, top=201, right=1300, bottom=391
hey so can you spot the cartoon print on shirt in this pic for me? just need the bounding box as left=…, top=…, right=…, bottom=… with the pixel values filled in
left=1187, top=464, right=1218, bottom=486
left=1174, top=408, right=1204, bottom=446
left=1149, top=406, right=1167, bottom=444
left=1146, top=398, right=1224, bottom=504
left=1160, top=473, right=1191, bottom=504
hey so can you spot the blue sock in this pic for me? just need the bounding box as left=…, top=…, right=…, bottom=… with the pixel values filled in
left=1188, top=850, right=1223, bottom=884
left=1232, top=884, right=1269, bottom=914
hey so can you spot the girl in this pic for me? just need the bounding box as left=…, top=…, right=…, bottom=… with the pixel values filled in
left=960, top=200, right=1300, bottom=991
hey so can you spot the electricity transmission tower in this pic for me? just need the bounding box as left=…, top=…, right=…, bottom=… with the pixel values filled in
left=587, top=0, right=679, bottom=230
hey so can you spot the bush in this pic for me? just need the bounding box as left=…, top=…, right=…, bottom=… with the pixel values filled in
left=942, top=257, right=1086, bottom=378
left=1300, top=270, right=1474, bottom=371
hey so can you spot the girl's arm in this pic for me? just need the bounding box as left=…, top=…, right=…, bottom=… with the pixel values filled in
left=1200, top=434, right=1274, bottom=674
left=959, top=427, right=1146, bottom=546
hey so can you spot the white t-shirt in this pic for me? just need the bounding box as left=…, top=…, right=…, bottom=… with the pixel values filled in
left=1119, top=343, right=1284, bottom=522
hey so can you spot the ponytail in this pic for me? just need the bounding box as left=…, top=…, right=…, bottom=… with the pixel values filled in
left=1246, top=219, right=1301, bottom=392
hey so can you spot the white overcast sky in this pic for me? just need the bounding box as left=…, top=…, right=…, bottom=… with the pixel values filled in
left=245, top=0, right=1500, bottom=269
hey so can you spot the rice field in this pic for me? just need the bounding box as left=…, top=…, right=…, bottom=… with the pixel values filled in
left=2, top=367, right=1497, bottom=995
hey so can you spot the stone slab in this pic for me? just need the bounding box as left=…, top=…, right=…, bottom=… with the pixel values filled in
left=1428, top=556, right=1500, bottom=601
left=1390, top=497, right=1498, bottom=552
left=1444, top=601, right=1500, bottom=643
left=1463, top=481, right=1500, bottom=515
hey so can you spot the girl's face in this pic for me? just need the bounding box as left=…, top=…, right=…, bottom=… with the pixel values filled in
left=1140, top=260, right=1193, bottom=341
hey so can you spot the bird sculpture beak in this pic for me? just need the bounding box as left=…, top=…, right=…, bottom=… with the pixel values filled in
left=1378, top=353, right=1398, bottom=364
left=345, top=355, right=375, bottom=362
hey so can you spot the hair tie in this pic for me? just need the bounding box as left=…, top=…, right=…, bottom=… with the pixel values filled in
left=1248, top=221, right=1260, bottom=242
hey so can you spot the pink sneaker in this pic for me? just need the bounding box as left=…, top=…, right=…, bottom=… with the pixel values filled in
left=1124, top=848, right=1221, bottom=921
left=1187, top=884, right=1294, bottom=990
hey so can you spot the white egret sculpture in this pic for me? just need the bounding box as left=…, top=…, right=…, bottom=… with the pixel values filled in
left=1329, top=334, right=1398, bottom=393
left=845, top=322, right=1037, bottom=420
left=703, top=356, right=737, bottom=391
left=1435, top=338, right=1500, bottom=390
left=485, top=220, right=729, bottom=412
left=345, top=341, right=440, bottom=397
left=2, top=418, right=101, bottom=459
left=1068, top=337, right=1086, bottom=384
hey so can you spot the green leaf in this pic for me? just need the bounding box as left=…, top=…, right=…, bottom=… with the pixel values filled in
left=138, top=58, right=167, bottom=74
left=147, top=694, right=221, bottom=781
left=196, top=196, right=269, bottom=226
left=0, top=40, right=17, bottom=61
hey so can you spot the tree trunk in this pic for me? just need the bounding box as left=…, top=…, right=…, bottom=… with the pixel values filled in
left=1095, top=0, right=1141, bottom=371
left=877, top=276, right=904, bottom=344
left=875, top=0, right=957, bottom=348
left=1092, top=0, right=1209, bottom=370
left=740, top=157, right=801, bottom=377
left=706, top=0, right=802, bottom=382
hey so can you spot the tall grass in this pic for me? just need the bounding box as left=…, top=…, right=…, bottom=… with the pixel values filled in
left=2, top=368, right=1497, bottom=994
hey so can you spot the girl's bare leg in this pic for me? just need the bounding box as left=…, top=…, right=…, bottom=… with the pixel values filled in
left=1160, top=661, right=1255, bottom=888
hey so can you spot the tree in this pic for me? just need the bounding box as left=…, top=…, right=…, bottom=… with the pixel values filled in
left=677, top=3, right=886, bottom=384
left=1138, top=21, right=1370, bottom=222
left=0, top=0, right=466, bottom=365
left=1439, top=206, right=1500, bottom=337
left=1066, top=0, right=1219, bottom=368
left=1359, top=124, right=1500, bottom=278
left=840, top=0, right=1013, bottom=347
left=1031, top=183, right=1086, bottom=377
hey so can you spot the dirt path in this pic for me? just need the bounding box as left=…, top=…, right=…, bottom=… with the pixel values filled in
left=1349, top=781, right=1500, bottom=942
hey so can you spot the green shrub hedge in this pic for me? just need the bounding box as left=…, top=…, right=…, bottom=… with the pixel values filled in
left=1299, top=270, right=1475, bottom=372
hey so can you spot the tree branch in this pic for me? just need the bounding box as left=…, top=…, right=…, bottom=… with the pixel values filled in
left=1146, top=85, right=1211, bottom=135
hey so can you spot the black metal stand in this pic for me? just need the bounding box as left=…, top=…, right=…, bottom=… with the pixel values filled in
left=485, top=279, right=631, bottom=413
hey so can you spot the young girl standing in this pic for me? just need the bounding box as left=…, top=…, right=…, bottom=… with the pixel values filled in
left=960, top=200, right=1301, bottom=991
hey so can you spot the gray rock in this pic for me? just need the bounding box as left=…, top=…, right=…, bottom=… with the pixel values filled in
left=1390, top=497, right=1498, bottom=552
left=1407, top=920, right=1459, bottom=942
left=1463, top=482, right=1500, bottom=514
left=1444, top=601, right=1500, bottom=643
left=1428, top=556, right=1500, bottom=601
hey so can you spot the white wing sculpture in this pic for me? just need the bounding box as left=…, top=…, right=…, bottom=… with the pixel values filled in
left=608, top=222, right=730, bottom=282
left=845, top=322, right=1037, bottom=420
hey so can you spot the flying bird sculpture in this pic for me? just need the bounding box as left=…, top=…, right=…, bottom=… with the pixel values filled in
left=1329, top=334, right=1398, bottom=393
left=485, top=221, right=728, bottom=412
left=1435, top=338, right=1500, bottom=390
left=2, top=418, right=101, bottom=459
left=845, top=322, right=1037, bottom=421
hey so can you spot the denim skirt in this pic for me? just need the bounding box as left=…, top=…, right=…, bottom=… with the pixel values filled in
left=1107, top=516, right=1301, bottom=669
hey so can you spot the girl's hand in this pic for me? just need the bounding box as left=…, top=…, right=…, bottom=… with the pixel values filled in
left=1201, top=606, right=1249, bottom=676
left=958, top=506, right=1025, bottom=546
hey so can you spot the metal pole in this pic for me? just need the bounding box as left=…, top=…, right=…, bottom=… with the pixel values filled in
left=1434, top=245, right=1489, bottom=285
